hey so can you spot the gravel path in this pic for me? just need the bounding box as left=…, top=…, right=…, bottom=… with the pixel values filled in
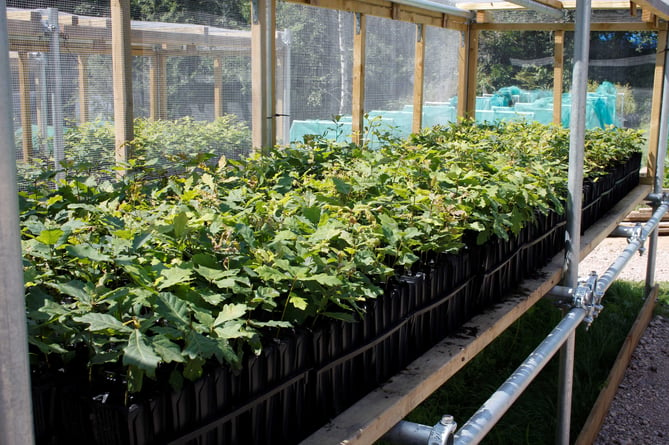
left=580, top=236, right=669, bottom=444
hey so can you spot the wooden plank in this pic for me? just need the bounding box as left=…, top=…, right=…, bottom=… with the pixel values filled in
left=352, top=13, right=366, bottom=145
left=149, top=54, right=167, bottom=120
left=646, top=30, right=667, bottom=183
left=635, top=0, right=669, bottom=20
left=17, top=51, right=33, bottom=162
left=284, top=0, right=470, bottom=30
left=299, top=184, right=651, bottom=445
left=458, top=0, right=636, bottom=10
left=412, top=24, right=426, bottom=133
left=111, top=0, right=134, bottom=166
left=574, top=285, right=659, bottom=445
left=472, top=22, right=662, bottom=32
left=78, top=55, right=89, bottom=124
left=213, top=56, right=223, bottom=119
left=457, top=26, right=478, bottom=119
left=251, top=0, right=270, bottom=151
left=553, top=30, right=564, bottom=125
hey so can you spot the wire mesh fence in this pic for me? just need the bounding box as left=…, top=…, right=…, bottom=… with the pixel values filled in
left=5, top=1, right=661, bottom=184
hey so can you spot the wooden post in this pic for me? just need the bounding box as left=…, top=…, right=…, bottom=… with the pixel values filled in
left=352, top=12, right=366, bottom=145
left=251, top=0, right=276, bottom=152
left=35, top=53, right=48, bottom=153
left=553, top=30, right=564, bottom=125
left=17, top=51, right=33, bottom=161
left=111, top=0, right=134, bottom=165
left=647, top=29, right=667, bottom=183
left=77, top=54, right=89, bottom=124
left=213, top=55, right=223, bottom=119
left=412, top=24, right=426, bottom=133
left=458, top=25, right=478, bottom=119
left=149, top=52, right=167, bottom=120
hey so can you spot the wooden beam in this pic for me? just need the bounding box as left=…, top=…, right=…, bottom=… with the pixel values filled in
left=77, top=55, right=89, bottom=124
left=553, top=30, right=564, bottom=125
left=298, top=184, right=651, bottom=445
left=251, top=0, right=276, bottom=152
left=458, top=25, right=478, bottom=119
left=458, top=0, right=632, bottom=10
left=352, top=12, right=366, bottom=145
left=283, top=0, right=470, bottom=31
left=635, top=0, right=669, bottom=20
left=111, top=0, right=134, bottom=166
left=646, top=29, right=667, bottom=184
left=472, top=21, right=663, bottom=31
left=17, top=51, right=33, bottom=162
left=213, top=56, right=223, bottom=119
left=412, top=24, right=426, bottom=133
left=149, top=53, right=167, bottom=120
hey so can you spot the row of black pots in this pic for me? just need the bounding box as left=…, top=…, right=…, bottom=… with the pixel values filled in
left=32, top=154, right=641, bottom=445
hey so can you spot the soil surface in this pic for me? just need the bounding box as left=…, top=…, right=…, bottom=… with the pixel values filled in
left=579, top=236, right=669, bottom=445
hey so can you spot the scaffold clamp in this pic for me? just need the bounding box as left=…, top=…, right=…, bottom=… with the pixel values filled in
left=571, top=271, right=601, bottom=328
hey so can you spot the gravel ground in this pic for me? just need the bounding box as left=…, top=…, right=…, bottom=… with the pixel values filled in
left=580, top=236, right=669, bottom=445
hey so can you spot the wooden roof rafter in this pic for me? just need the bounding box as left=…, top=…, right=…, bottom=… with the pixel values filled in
left=283, top=0, right=473, bottom=31
left=458, top=0, right=669, bottom=24
left=5, top=8, right=253, bottom=58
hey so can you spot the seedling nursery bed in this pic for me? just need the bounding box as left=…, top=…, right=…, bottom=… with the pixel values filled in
left=24, top=122, right=643, bottom=445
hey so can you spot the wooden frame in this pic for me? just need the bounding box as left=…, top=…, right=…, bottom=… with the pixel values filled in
left=352, top=12, right=367, bottom=145
left=111, top=0, right=133, bottom=165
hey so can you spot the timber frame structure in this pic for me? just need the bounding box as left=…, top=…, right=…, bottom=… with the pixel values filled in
left=3, top=1, right=669, bottom=444
left=6, top=0, right=669, bottom=175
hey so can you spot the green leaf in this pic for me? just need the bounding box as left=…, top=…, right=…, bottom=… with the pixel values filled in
left=333, top=177, right=352, bottom=195
left=306, top=273, right=343, bottom=286
left=255, top=265, right=289, bottom=282
left=157, top=265, right=193, bottom=290
left=303, top=206, right=321, bottom=225
left=173, top=212, right=188, bottom=238
left=66, top=244, right=111, bottom=262
left=131, top=231, right=153, bottom=251
left=214, top=303, right=248, bottom=327
left=183, top=331, right=219, bottom=360
left=183, top=357, right=205, bottom=381
left=123, top=330, right=161, bottom=378
left=150, top=336, right=185, bottom=364
left=322, top=311, right=357, bottom=322
left=48, top=280, right=91, bottom=303
left=289, top=294, right=308, bottom=311
left=73, top=313, right=132, bottom=334
left=36, top=229, right=64, bottom=245
left=155, top=292, right=191, bottom=326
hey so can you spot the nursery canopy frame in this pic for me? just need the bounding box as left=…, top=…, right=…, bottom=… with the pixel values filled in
left=2, top=0, right=669, bottom=445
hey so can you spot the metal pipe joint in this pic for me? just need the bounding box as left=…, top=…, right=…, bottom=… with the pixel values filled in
left=550, top=271, right=601, bottom=328
left=383, top=415, right=457, bottom=445
left=571, top=271, right=602, bottom=327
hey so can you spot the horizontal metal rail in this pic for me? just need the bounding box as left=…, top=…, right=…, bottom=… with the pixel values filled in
left=595, top=201, right=669, bottom=298
left=452, top=307, right=587, bottom=445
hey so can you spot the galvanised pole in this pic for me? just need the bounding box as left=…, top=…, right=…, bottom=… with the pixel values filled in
left=558, top=0, right=591, bottom=444
left=47, top=8, right=65, bottom=180
left=0, top=2, right=36, bottom=444
left=453, top=308, right=587, bottom=445
left=645, top=31, right=669, bottom=296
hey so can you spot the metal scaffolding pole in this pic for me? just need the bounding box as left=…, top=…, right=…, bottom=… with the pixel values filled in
left=453, top=308, right=587, bottom=445
left=558, top=0, right=591, bottom=443
left=646, top=31, right=669, bottom=295
left=0, top=2, right=36, bottom=444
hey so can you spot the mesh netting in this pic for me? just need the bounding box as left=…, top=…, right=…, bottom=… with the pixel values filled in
left=5, top=1, right=660, bottom=180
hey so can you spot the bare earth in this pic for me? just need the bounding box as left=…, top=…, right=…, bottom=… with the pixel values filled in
left=580, top=236, right=669, bottom=444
